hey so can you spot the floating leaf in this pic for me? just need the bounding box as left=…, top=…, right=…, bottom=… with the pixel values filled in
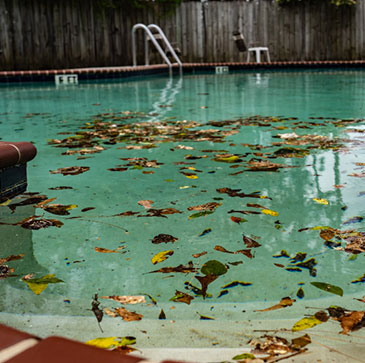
left=91, top=294, right=103, bottom=324
left=151, top=250, right=174, bottom=264
left=50, top=166, right=90, bottom=176
left=199, top=228, right=212, bottom=237
left=320, top=229, right=335, bottom=241
left=310, top=282, right=343, bottom=296
left=149, top=261, right=197, bottom=274
left=151, top=234, right=178, bottom=244
left=261, top=208, right=279, bottom=217
left=85, top=336, right=136, bottom=349
left=100, top=295, right=146, bottom=304
left=196, top=274, right=218, bottom=297
left=213, top=155, right=240, bottom=163
left=255, top=297, right=295, bottom=312
left=339, top=311, right=365, bottom=334
left=273, top=250, right=290, bottom=258
left=22, top=274, right=63, bottom=295
left=188, top=202, right=221, bottom=211
left=158, top=309, right=166, bottom=319
left=296, top=287, right=305, bottom=299
left=42, top=204, right=77, bottom=215
left=138, top=200, right=154, bottom=209
left=343, top=216, right=363, bottom=225
left=230, top=216, right=247, bottom=224
left=217, top=289, right=229, bottom=298
left=313, top=198, right=329, bottom=205
left=292, top=316, right=322, bottom=332
left=15, top=216, right=63, bottom=230
left=197, top=312, right=215, bottom=320
left=189, top=211, right=214, bottom=219
left=192, top=251, right=208, bottom=258
left=351, top=274, right=365, bottom=284
left=242, top=234, right=261, bottom=248
left=170, top=290, right=194, bottom=304
left=222, top=281, right=252, bottom=289
left=201, top=260, right=227, bottom=276
left=291, top=334, right=311, bottom=350
left=94, top=246, right=124, bottom=253
left=214, top=245, right=234, bottom=254
left=0, top=254, right=24, bottom=264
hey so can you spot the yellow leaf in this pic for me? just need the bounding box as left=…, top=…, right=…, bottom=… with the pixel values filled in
left=185, top=174, right=198, bottom=179
left=311, top=225, right=332, bottom=231
left=261, top=209, right=279, bottom=217
left=179, top=186, right=190, bottom=189
left=25, top=282, right=49, bottom=295
left=85, top=337, right=135, bottom=349
left=66, top=204, right=78, bottom=211
left=292, top=316, right=323, bottom=332
left=214, top=155, right=239, bottom=163
left=0, top=199, right=11, bottom=206
left=152, top=250, right=174, bottom=265
left=313, top=198, right=329, bottom=205
left=187, top=167, right=196, bottom=170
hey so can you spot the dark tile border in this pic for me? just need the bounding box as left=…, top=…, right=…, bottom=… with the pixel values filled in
left=0, top=61, right=365, bottom=83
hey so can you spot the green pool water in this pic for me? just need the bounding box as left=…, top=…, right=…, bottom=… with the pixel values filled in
left=0, top=69, right=364, bottom=349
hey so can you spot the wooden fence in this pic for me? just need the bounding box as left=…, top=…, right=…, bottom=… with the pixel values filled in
left=0, top=0, right=364, bottom=70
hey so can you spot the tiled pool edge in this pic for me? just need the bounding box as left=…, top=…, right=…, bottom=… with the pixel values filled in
left=1, top=61, right=365, bottom=82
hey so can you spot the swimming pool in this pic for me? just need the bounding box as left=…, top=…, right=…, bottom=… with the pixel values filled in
left=0, top=69, right=364, bottom=360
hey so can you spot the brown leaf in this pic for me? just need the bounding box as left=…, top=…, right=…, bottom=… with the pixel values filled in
left=171, top=290, right=194, bottom=305
left=246, top=203, right=266, bottom=209
left=214, top=245, right=234, bottom=254
left=100, top=295, right=145, bottom=304
left=291, top=334, right=311, bottom=350
left=149, top=261, right=197, bottom=274
left=138, top=200, right=154, bottom=209
left=108, top=167, right=128, bottom=172
left=339, top=311, right=365, bottom=334
left=151, top=234, right=178, bottom=244
left=192, top=251, right=208, bottom=258
left=16, top=216, right=63, bottom=230
left=195, top=274, right=218, bottom=297
left=187, top=202, right=221, bottom=211
left=344, top=234, right=365, bottom=254
left=235, top=249, right=253, bottom=259
left=94, top=246, right=124, bottom=253
left=113, top=211, right=139, bottom=217
left=243, top=234, right=261, bottom=248
left=0, top=254, right=24, bottom=264
left=255, top=297, right=296, bottom=312
left=50, top=166, right=90, bottom=175
left=319, top=229, right=335, bottom=241
left=230, top=216, right=247, bottom=224
left=114, top=307, right=143, bottom=321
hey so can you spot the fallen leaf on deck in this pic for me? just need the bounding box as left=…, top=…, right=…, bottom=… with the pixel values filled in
left=338, top=311, right=365, bottom=334
left=255, top=297, right=295, bottom=312
left=114, top=307, right=143, bottom=321
left=85, top=336, right=136, bottom=349
left=100, top=295, right=146, bottom=304
left=151, top=234, right=178, bottom=244
left=310, top=281, right=343, bottom=296
left=170, top=290, right=194, bottom=304
left=22, top=274, right=64, bottom=295
left=151, top=250, right=174, bottom=264
left=50, top=166, right=90, bottom=176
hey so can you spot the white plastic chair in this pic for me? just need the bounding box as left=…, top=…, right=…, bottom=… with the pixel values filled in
left=233, top=31, right=271, bottom=63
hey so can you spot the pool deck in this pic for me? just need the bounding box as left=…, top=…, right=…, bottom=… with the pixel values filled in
left=0, top=61, right=365, bottom=82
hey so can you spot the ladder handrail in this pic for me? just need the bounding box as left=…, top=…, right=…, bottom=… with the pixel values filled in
left=131, top=23, right=182, bottom=76
left=147, top=24, right=182, bottom=72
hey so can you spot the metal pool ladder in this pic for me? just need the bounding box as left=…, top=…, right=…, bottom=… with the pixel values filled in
left=132, top=23, right=182, bottom=76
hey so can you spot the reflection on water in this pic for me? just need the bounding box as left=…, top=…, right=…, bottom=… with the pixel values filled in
left=0, top=70, right=364, bottom=323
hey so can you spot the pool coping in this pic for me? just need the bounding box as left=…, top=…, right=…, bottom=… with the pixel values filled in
left=1, top=61, right=365, bottom=82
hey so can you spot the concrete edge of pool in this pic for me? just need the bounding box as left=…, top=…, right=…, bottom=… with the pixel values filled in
left=0, top=61, right=365, bottom=83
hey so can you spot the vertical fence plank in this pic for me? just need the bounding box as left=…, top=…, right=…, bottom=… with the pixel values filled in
left=1, top=0, right=365, bottom=70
